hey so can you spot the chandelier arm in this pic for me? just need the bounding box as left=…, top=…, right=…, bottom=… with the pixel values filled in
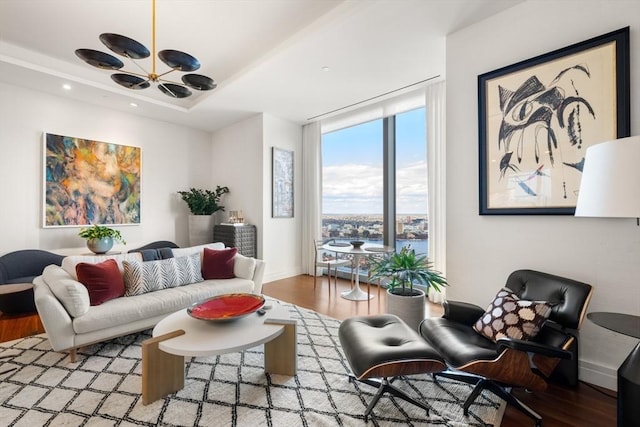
left=157, top=77, right=184, bottom=86
left=155, top=69, right=178, bottom=79
left=131, top=78, right=152, bottom=89
left=127, top=58, right=151, bottom=77
left=120, top=70, right=149, bottom=79
left=158, top=82, right=178, bottom=98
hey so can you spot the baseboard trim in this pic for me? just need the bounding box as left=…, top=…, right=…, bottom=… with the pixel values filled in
left=580, top=359, right=617, bottom=391
left=263, top=268, right=304, bottom=284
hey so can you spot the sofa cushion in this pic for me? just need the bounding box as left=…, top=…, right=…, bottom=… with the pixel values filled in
left=62, top=253, right=143, bottom=280
left=233, top=253, right=256, bottom=280
left=171, top=242, right=225, bottom=260
left=76, top=259, right=125, bottom=306
left=42, top=265, right=90, bottom=318
left=202, top=247, right=237, bottom=279
left=122, top=253, right=203, bottom=296
left=473, top=287, right=554, bottom=342
left=71, top=277, right=255, bottom=335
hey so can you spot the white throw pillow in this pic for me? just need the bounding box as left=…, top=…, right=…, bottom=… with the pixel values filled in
left=234, top=253, right=256, bottom=280
left=42, top=264, right=90, bottom=318
left=171, top=242, right=225, bottom=260
left=122, top=253, right=203, bottom=296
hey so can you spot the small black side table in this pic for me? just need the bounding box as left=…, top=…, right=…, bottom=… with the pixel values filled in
left=588, top=312, right=640, bottom=427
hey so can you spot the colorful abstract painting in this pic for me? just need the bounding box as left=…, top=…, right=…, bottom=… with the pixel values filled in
left=44, top=133, right=141, bottom=227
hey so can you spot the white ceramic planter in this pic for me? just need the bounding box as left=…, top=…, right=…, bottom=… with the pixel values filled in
left=386, top=288, right=426, bottom=331
left=188, top=215, right=214, bottom=246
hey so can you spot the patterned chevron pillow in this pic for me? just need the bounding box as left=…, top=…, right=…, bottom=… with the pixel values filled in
left=122, top=253, right=203, bottom=296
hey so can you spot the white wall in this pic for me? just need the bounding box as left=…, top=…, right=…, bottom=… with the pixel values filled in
left=446, top=0, right=640, bottom=390
left=0, top=82, right=212, bottom=254
left=210, top=113, right=303, bottom=282
left=262, top=114, right=303, bottom=281
left=210, top=114, right=264, bottom=252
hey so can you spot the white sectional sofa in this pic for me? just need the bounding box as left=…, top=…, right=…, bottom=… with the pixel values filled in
left=33, top=243, right=265, bottom=361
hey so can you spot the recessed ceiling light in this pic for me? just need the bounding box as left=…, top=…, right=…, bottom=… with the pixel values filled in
left=130, top=102, right=138, bottom=108
left=321, top=66, right=331, bottom=72
left=62, top=84, right=72, bottom=90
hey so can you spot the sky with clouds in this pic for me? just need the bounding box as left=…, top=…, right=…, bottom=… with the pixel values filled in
left=322, top=108, right=427, bottom=215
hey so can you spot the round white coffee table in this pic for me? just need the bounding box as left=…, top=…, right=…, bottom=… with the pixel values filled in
left=142, top=301, right=297, bottom=405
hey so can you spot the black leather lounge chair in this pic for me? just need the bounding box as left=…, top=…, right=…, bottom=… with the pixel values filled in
left=420, top=269, right=593, bottom=427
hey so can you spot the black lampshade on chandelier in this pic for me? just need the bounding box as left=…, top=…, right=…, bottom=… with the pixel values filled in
left=75, top=0, right=216, bottom=99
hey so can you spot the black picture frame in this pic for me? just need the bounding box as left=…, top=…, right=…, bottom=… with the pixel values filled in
left=478, top=27, right=630, bottom=215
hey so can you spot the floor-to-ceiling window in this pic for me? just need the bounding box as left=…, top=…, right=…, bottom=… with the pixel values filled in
left=321, top=106, right=427, bottom=278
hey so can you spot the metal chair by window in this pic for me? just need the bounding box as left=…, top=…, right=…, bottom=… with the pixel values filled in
left=364, top=253, right=387, bottom=299
left=314, top=239, right=353, bottom=293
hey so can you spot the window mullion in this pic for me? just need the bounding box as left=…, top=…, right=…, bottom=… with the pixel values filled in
left=383, top=116, right=396, bottom=247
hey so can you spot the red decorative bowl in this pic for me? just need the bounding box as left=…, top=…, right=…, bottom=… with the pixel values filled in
left=187, top=293, right=265, bottom=322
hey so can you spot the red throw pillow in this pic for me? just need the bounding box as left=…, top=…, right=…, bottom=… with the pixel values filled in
left=76, top=259, right=125, bottom=306
left=202, top=247, right=238, bottom=279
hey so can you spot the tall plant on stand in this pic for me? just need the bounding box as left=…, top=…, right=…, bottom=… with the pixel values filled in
left=369, top=247, right=447, bottom=330
left=178, top=186, right=229, bottom=246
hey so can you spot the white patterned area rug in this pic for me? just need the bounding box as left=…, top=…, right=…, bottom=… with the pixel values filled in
left=0, top=302, right=505, bottom=427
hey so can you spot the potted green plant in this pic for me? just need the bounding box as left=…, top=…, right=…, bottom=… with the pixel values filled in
left=177, top=186, right=230, bottom=215
left=178, top=186, right=230, bottom=246
left=369, top=247, right=447, bottom=330
left=78, top=224, right=126, bottom=254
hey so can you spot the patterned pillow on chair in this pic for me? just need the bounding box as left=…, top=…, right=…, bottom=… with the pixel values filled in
left=473, top=287, right=554, bottom=342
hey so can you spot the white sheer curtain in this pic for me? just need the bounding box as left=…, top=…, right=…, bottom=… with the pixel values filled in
left=301, top=121, right=322, bottom=275
left=426, top=81, right=446, bottom=302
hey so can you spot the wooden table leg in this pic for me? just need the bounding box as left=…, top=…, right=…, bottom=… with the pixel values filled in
left=142, top=330, right=185, bottom=405
left=264, top=322, right=297, bottom=376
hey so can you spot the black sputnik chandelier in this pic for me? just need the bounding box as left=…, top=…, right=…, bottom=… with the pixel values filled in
left=75, top=0, right=216, bottom=99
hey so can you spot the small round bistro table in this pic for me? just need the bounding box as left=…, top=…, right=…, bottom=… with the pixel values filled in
left=323, top=242, right=394, bottom=301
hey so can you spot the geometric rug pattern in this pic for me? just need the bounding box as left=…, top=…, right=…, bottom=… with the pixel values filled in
left=0, top=301, right=505, bottom=426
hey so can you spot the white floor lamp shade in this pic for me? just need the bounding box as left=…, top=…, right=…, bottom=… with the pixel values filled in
left=575, top=135, right=640, bottom=218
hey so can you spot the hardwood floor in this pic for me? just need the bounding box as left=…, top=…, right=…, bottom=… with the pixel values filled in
left=0, top=311, right=44, bottom=342
left=263, top=275, right=616, bottom=427
left=1, top=274, right=616, bottom=427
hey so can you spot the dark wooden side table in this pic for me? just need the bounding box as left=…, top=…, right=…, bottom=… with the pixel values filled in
left=588, top=312, right=640, bottom=427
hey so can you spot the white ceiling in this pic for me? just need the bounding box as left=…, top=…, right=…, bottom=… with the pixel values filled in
left=0, top=0, right=520, bottom=132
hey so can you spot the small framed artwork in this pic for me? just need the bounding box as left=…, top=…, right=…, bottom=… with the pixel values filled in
left=43, top=132, right=141, bottom=227
left=478, top=27, right=630, bottom=215
left=272, top=147, right=294, bottom=218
